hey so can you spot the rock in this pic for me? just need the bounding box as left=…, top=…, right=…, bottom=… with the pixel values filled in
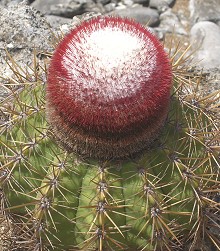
left=83, top=2, right=105, bottom=13
left=0, top=2, right=52, bottom=82
left=49, top=3, right=85, bottom=17
left=149, top=0, right=175, bottom=12
left=0, top=3, right=51, bottom=51
left=205, top=69, right=220, bottom=92
left=133, top=0, right=149, bottom=5
left=122, top=0, right=134, bottom=7
left=0, top=0, right=26, bottom=7
left=190, top=21, right=220, bottom=70
left=0, top=0, right=8, bottom=7
left=104, top=2, right=117, bottom=12
left=96, top=0, right=111, bottom=5
left=110, top=5, right=159, bottom=26
left=45, top=15, right=72, bottom=29
left=157, top=8, right=187, bottom=35
left=31, top=0, right=105, bottom=18
left=189, top=0, right=220, bottom=24
left=31, top=0, right=87, bottom=17
left=31, top=0, right=67, bottom=14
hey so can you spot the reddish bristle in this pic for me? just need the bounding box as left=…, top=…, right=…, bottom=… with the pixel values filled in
left=46, top=16, right=172, bottom=159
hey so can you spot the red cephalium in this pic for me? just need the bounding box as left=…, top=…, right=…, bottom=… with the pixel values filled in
left=46, top=16, right=172, bottom=159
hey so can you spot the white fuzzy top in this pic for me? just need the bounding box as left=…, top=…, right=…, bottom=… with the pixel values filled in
left=88, top=27, right=143, bottom=69
left=62, top=25, right=157, bottom=101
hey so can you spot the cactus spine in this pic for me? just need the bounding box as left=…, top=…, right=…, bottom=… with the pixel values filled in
left=0, top=16, right=220, bottom=251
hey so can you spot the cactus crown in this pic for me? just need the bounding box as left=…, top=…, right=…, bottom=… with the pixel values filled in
left=46, top=16, right=172, bottom=159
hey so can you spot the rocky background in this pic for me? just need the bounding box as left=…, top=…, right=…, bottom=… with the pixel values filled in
left=0, top=0, right=220, bottom=93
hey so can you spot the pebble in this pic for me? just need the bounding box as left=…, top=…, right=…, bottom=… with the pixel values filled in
left=111, top=5, right=159, bottom=26
left=190, top=21, right=220, bottom=70
left=31, top=0, right=67, bottom=15
left=133, top=0, right=149, bottom=5
left=156, top=8, right=187, bottom=35
left=45, top=15, right=74, bottom=28
left=96, top=0, right=111, bottom=5
left=122, top=0, right=134, bottom=6
left=31, top=0, right=89, bottom=17
left=0, top=0, right=25, bottom=6
left=189, top=0, right=220, bottom=24
left=104, top=2, right=117, bottom=12
left=149, top=0, right=175, bottom=11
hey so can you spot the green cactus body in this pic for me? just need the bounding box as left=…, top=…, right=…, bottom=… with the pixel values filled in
left=0, top=18, right=220, bottom=251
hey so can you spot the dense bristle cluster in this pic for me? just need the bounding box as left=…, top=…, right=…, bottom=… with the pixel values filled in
left=46, top=16, right=172, bottom=159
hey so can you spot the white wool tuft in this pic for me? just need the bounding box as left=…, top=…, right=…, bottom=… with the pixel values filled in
left=87, top=27, right=143, bottom=68
left=62, top=25, right=157, bottom=101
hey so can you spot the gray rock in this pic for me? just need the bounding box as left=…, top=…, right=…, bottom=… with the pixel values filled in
left=205, top=68, right=220, bottom=92
left=149, top=0, right=175, bottom=11
left=190, top=21, right=220, bottom=70
left=31, top=0, right=87, bottom=17
left=50, top=3, right=85, bottom=17
left=31, top=0, right=68, bottom=14
left=104, top=2, right=117, bottom=12
left=133, top=0, right=149, bottom=5
left=0, top=0, right=7, bottom=6
left=158, top=8, right=187, bottom=35
left=0, top=3, right=51, bottom=51
left=96, top=0, right=111, bottom=5
left=0, top=0, right=27, bottom=7
left=45, top=15, right=72, bottom=29
left=82, top=2, right=105, bottom=13
left=110, top=5, right=159, bottom=26
left=189, top=0, right=220, bottom=24
left=122, top=0, right=134, bottom=7
left=0, top=2, right=52, bottom=82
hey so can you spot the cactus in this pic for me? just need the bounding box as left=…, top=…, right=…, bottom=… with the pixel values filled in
left=0, top=16, right=220, bottom=251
